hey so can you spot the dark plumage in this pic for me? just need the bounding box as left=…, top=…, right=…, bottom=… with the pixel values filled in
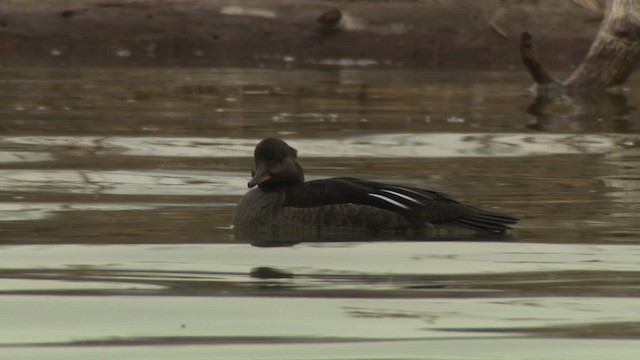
left=233, top=138, right=518, bottom=235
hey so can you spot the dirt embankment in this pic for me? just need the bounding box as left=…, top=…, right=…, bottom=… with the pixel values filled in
left=0, top=0, right=605, bottom=68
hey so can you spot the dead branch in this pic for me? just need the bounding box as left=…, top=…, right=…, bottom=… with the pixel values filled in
left=520, top=32, right=559, bottom=85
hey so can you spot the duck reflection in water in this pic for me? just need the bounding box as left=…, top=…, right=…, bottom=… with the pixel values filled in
left=233, top=138, right=518, bottom=245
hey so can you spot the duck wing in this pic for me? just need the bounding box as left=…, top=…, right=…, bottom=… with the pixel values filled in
left=284, top=177, right=518, bottom=233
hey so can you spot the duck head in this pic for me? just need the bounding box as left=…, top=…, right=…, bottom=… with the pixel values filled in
left=248, top=138, right=305, bottom=189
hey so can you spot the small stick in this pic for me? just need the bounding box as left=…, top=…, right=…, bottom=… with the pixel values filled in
left=520, top=32, right=558, bottom=85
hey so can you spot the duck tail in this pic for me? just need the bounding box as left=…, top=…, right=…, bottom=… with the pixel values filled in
left=439, top=210, right=519, bottom=234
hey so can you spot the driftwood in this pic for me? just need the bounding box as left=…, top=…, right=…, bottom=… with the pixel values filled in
left=521, top=0, right=640, bottom=92
left=521, top=0, right=640, bottom=131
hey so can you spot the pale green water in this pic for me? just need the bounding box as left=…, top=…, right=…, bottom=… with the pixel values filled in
left=0, top=67, right=639, bottom=359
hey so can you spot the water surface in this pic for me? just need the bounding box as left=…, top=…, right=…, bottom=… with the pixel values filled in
left=1, top=67, right=639, bottom=359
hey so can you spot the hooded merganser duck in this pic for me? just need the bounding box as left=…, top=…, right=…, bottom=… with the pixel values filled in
left=233, top=138, right=518, bottom=234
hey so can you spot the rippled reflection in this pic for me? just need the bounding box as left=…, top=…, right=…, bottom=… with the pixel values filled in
left=0, top=170, right=244, bottom=196
left=526, top=88, right=636, bottom=132
left=1, top=242, right=640, bottom=352
left=1, top=133, right=637, bottom=159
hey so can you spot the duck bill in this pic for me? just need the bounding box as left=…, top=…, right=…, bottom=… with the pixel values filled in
left=248, top=165, right=272, bottom=188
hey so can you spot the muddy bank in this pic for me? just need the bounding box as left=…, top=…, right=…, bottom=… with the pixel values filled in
left=0, top=0, right=604, bottom=68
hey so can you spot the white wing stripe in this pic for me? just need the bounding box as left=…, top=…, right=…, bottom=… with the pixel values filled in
left=368, top=193, right=411, bottom=210
left=380, top=189, right=424, bottom=205
left=385, top=185, right=432, bottom=199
